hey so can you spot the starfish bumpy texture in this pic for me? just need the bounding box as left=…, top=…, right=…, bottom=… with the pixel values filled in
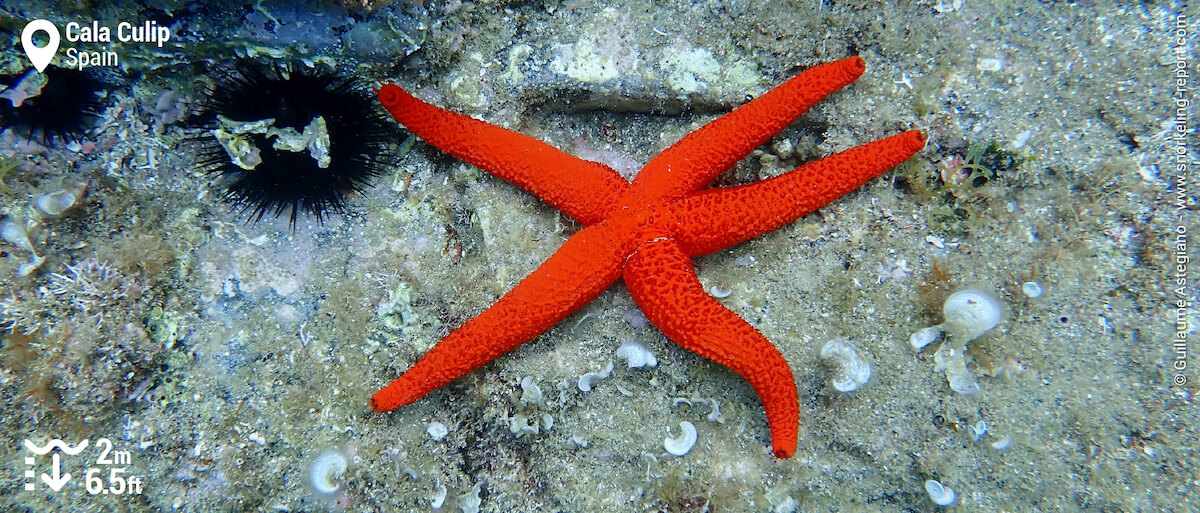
left=373, top=56, right=926, bottom=458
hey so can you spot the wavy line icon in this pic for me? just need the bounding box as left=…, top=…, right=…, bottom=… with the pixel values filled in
left=24, top=439, right=89, bottom=455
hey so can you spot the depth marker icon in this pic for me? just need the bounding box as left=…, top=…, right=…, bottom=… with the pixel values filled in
left=24, top=439, right=89, bottom=492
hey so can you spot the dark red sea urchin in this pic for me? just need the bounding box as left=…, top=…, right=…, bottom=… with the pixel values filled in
left=194, top=61, right=398, bottom=227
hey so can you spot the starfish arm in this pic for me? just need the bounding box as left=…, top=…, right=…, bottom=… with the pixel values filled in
left=623, top=238, right=799, bottom=458
left=378, top=84, right=629, bottom=225
left=627, top=57, right=867, bottom=203
left=371, top=221, right=629, bottom=412
left=671, top=130, right=926, bottom=256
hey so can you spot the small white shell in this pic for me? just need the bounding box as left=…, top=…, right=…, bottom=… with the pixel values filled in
left=578, top=361, right=614, bottom=392
left=1011, top=129, right=1033, bottom=149
left=910, top=325, right=944, bottom=350
left=933, top=343, right=982, bottom=395
left=990, top=434, right=1014, bottom=450
left=309, top=451, right=348, bottom=495
left=943, top=287, right=1004, bottom=342
left=705, top=399, right=721, bottom=423
left=663, top=421, right=698, bottom=456
left=0, top=219, right=34, bottom=252
left=924, top=479, right=956, bottom=507
left=968, top=420, right=988, bottom=441
left=459, top=482, right=483, bottom=513
left=1021, top=281, right=1044, bottom=298
left=509, top=414, right=538, bottom=437
left=820, top=338, right=871, bottom=393
left=17, top=255, right=46, bottom=277
left=977, top=57, right=1005, bottom=72
left=616, top=341, right=657, bottom=368
left=430, top=478, right=447, bottom=509
left=427, top=422, right=449, bottom=441
left=33, top=189, right=79, bottom=217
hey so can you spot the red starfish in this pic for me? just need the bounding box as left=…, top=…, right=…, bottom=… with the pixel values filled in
left=373, top=56, right=925, bottom=458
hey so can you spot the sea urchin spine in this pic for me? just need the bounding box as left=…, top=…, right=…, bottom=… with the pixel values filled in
left=0, top=66, right=111, bottom=144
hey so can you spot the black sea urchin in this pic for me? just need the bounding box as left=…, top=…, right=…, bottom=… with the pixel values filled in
left=195, top=61, right=398, bottom=226
left=0, top=66, right=110, bottom=144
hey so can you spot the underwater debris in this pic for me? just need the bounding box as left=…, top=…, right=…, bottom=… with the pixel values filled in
left=458, top=482, right=483, bottom=513
left=912, top=286, right=1005, bottom=394
left=616, top=340, right=658, bottom=368
left=509, top=414, right=540, bottom=437
left=0, top=69, right=46, bottom=107
left=934, top=344, right=981, bottom=395
left=519, top=376, right=544, bottom=405
left=0, top=295, right=37, bottom=334
left=48, top=259, right=146, bottom=327
left=0, top=217, right=45, bottom=276
left=819, top=338, right=871, bottom=393
left=427, top=422, right=449, bottom=441
left=672, top=397, right=724, bottom=423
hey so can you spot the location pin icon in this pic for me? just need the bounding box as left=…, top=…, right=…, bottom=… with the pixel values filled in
left=22, top=20, right=60, bottom=73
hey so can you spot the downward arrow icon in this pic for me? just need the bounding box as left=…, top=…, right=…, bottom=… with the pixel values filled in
left=41, top=454, right=71, bottom=491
